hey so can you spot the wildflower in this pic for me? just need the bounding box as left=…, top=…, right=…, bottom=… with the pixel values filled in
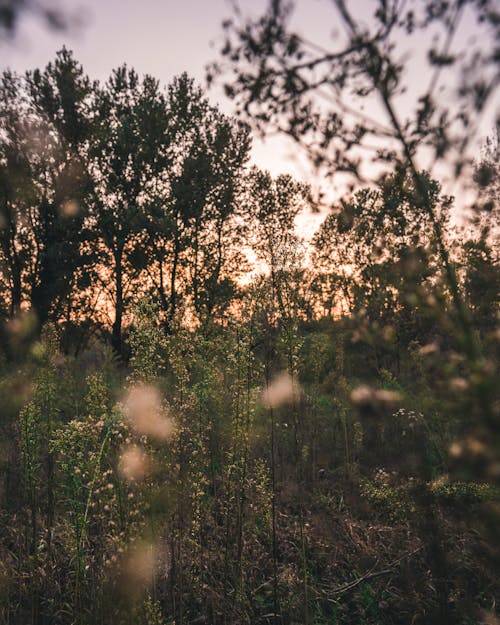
left=60, top=199, right=80, bottom=217
left=261, top=372, right=300, bottom=408
left=449, top=377, right=469, bottom=392
left=121, top=383, right=174, bottom=440
left=118, top=540, right=158, bottom=595
left=418, top=342, right=439, bottom=355
left=351, top=385, right=401, bottom=407
left=374, top=389, right=401, bottom=404
left=351, top=385, right=374, bottom=404
left=118, top=445, right=150, bottom=482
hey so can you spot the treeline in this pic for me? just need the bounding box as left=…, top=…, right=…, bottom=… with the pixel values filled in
left=1, top=49, right=497, bottom=359
left=0, top=48, right=254, bottom=352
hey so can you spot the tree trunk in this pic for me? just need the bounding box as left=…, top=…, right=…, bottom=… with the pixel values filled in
left=112, top=251, right=124, bottom=356
left=168, top=233, right=180, bottom=331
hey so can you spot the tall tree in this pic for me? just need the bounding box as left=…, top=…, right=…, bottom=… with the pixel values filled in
left=141, top=74, right=251, bottom=328
left=177, top=106, right=250, bottom=323
left=26, top=48, right=94, bottom=326
left=88, top=66, right=171, bottom=354
left=0, top=49, right=92, bottom=325
left=0, top=70, right=33, bottom=318
left=214, top=0, right=499, bottom=365
left=245, top=168, right=310, bottom=323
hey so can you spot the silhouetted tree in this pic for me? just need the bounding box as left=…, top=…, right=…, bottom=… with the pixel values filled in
left=26, top=49, right=94, bottom=326
left=245, top=168, right=310, bottom=323
left=148, top=75, right=251, bottom=326
left=88, top=66, right=171, bottom=354
left=0, top=50, right=93, bottom=326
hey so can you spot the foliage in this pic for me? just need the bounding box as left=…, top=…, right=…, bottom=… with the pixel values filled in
left=0, top=33, right=498, bottom=625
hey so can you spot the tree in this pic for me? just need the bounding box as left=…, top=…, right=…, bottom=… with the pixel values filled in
left=311, top=170, right=450, bottom=321
left=166, top=77, right=250, bottom=325
left=245, top=168, right=311, bottom=324
left=26, top=48, right=94, bottom=326
left=88, top=66, right=171, bottom=354
left=213, top=0, right=499, bottom=362
left=0, top=70, right=33, bottom=318
left=311, top=170, right=453, bottom=375
left=0, top=49, right=93, bottom=326
left=472, top=126, right=499, bottom=252
left=461, top=238, right=499, bottom=333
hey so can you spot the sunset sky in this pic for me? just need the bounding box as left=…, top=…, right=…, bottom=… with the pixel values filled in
left=1, top=0, right=497, bottom=231
left=1, top=0, right=305, bottom=174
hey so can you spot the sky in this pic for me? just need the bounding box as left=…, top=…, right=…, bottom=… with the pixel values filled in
left=1, top=0, right=329, bottom=235
left=1, top=0, right=498, bottom=233
left=1, top=0, right=304, bottom=176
